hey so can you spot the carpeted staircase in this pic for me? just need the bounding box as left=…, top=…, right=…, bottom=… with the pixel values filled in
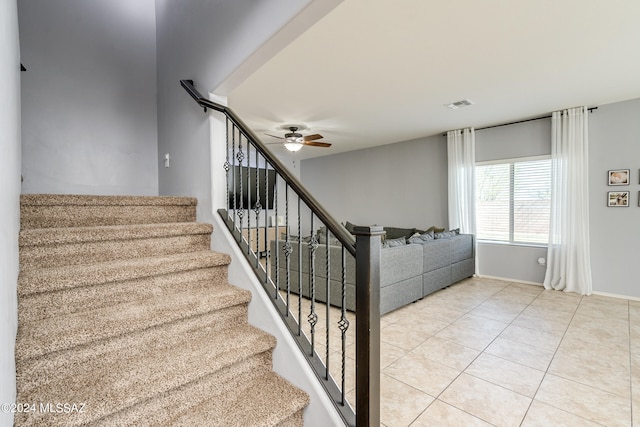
left=15, top=194, right=309, bottom=426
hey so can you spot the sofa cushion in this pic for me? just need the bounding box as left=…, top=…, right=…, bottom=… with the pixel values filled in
left=421, top=238, right=451, bottom=272
left=382, top=237, right=406, bottom=248
left=380, top=244, right=423, bottom=287
left=407, top=230, right=435, bottom=244
left=417, top=225, right=445, bottom=234
left=435, top=228, right=460, bottom=239
left=383, top=226, right=417, bottom=240
left=450, top=234, right=474, bottom=263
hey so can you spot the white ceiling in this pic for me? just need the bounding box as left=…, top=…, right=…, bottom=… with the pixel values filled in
left=228, top=0, right=640, bottom=160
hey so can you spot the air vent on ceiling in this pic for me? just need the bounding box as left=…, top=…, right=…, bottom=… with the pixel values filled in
left=446, top=99, right=474, bottom=110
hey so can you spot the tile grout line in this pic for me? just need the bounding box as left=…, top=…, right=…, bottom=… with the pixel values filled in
left=407, top=280, right=526, bottom=426
left=517, top=292, right=584, bottom=426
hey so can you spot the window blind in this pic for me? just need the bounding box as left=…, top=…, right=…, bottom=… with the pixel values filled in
left=476, top=158, right=550, bottom=244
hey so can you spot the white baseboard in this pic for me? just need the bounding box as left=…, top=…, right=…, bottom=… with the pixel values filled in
left=592, top=290, right=640, bottom=302
left=475, top=274, right=543, bottom=287
left=477, top=275, right=640, bottom=302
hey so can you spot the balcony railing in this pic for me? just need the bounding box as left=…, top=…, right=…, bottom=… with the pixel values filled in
left=181, top=80, right=380, bottom=426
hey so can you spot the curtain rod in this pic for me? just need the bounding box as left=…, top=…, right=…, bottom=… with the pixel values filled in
left=443, top=106, right=598, bottom=136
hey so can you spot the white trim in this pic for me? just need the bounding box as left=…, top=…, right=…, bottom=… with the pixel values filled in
left=476, top=154, right=550, bottom=166
left=476, top=274, right=543, bottom=287
left=592, top=290, right=640, bottom=302
left=478, top=275, right=640, bottom=302
left=477, top=240, right=547, bottom=249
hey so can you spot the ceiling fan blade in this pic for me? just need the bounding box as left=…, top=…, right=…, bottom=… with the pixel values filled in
left=265, top=133, right=284, bottom=140
left=303, top=133, right=323, bottom=141
left=302, top=141, right=332, bottom=148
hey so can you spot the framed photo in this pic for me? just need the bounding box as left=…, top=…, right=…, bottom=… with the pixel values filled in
left=608, top=169, right=630, bottom=185
left=608, top=191, right=629, bottom=207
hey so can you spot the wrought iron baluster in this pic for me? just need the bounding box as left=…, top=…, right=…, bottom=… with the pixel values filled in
left=308, top=215, right=318, bottom=356
left=325, top=226, right=331, bottom=380
left=246, top=136, right=252, bottom=255
left=284, top=185, right=291, bottom=316
left=224, top=118, right=231, bottom=214
left=264, top=162, right=270, bottom=288
left=254, top=153, right=262, bottom=268
left=338, top=245, right=350, bottom=405
left=297, top=197, right=302, bottom=336
left=231, top=125, right=237, bottom=223
left=236, top=129, right=245, bottom=232
left=273, top=175, right=279, bottom=300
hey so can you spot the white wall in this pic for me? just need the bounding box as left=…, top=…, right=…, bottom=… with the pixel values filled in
left=589, top=98, right=640, bottom=298
left=301, top=134, right=449, bottom=229
left=0, top=0, right=21, bottom=425
left=19, top=0, right=158, bottom=196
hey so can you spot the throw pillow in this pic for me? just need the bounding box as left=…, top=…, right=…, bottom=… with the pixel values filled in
left=435, top=229, right=460, bottom=239
left=407, top=230, right=435, bottom=244
left=382, top=237, right=407, bottom=248
left=383, top=226, right=417, bottom=240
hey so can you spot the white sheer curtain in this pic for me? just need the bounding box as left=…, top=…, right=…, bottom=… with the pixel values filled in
left=544, top=106, right=592, bottom=295
left=447, top=128, right=478, bottom=274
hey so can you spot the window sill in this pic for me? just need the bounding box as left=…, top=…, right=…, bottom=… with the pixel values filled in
left=477, top=240, right=548, bottom=249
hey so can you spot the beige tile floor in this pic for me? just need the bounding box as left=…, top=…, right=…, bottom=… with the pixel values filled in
left=291, top=277, right=640, bottom=426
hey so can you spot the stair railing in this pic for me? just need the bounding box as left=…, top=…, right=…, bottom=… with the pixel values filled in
left=181, top=80, right=380, bottom=427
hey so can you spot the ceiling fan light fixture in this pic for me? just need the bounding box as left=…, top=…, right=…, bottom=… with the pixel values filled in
left=284, top=141, right=303, bottom=152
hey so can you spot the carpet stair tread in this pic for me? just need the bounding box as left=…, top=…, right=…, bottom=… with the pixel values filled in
left=19, top=268, right=229, bottom=322
left=174, top=371, right=309, bottom=426
left=19, top=223, right=214, bottom=270
left=17, top=300, right=251, bottom=393
left=21, top=195, right=197, bottom=229
left=20, top=194, right=198, bottom=207
left=16, top=194, right=310, bottom=427
left=16, top=282, right=251, bottom=360
left=19, top=222, right=213, bottom=246
left=16, top=324, right=276, bottom=426
left=18, top=250, right=231, bottom=296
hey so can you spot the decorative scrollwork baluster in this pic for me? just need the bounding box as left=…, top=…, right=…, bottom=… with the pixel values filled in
left=339, top=245, right=350, bottom=404
left=308, top=220, right=319, bottom=356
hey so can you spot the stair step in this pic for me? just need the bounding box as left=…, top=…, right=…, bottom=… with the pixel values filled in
left=17, top=296, right=251, bottom=394
left=20, top=194, right=197, bottom=229
left=16, top=324, right=277, bottom=426
left=19, top=222, right=213, bottom=272
left=173, top=372, right=309, bottom=426
left=19, top=267, right=228, bottom=323
left=16, top=283, right=252, bottom=360
left=18, top=250, right=230, bottom=296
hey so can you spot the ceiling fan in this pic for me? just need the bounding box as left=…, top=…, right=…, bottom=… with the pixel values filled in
left=265, top=126, right=332, bottom=152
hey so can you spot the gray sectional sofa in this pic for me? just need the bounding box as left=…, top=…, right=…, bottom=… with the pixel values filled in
left=269, top=231, right=475, bottom=315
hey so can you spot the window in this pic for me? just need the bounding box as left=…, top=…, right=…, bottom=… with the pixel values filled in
left=475, top=157, right=551, bottom=245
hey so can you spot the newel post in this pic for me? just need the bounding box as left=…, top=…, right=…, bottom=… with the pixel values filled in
left=353, top=225, right=383, bottom=427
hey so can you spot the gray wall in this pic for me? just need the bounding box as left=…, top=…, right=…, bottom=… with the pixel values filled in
left=155, top=0, right=311, bottom=219
left=475, top=118, right=551, bottom=283
left=301, top=134, right=449, bottom=229
left=19, top=0, right=159, bottom=196
left=589, top=98, right=640, bottom=298
left=0, top=0, right=21, bottom=424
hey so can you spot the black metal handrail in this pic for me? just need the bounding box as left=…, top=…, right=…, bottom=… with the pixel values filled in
left=181, top=79, right=380, bottom=427
left=180, top=80, right=356, bottom=255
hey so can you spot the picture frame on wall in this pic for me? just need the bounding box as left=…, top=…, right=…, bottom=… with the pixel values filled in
left=608, top=169, right=630, bottom=185
left=608, top=191, right=629, bottom=207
